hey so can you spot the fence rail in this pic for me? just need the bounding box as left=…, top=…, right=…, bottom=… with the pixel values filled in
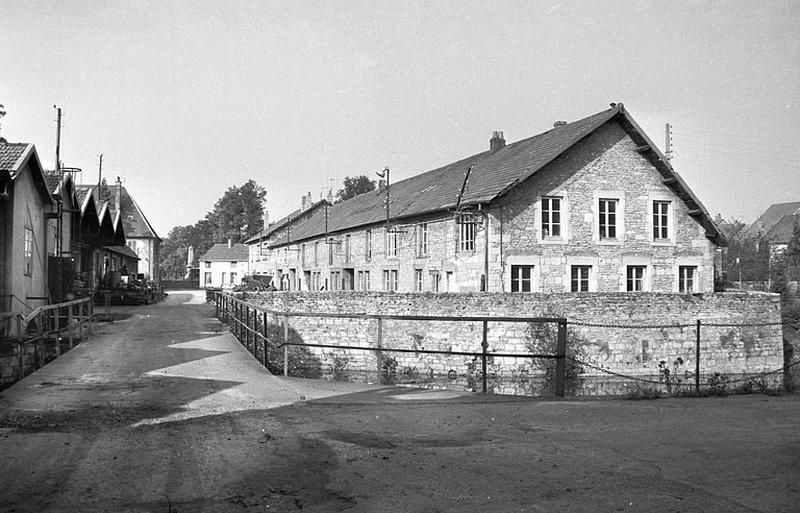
left=212, top=292, right=792, bottom=397
left=214, top=291, right=569, bottom=396
left=1, top=297, right=95, bottom=383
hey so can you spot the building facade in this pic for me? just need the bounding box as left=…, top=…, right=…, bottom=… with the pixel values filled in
left=248, top=104, right=725, bottom=293
left=200, top=242, right=249, bottom=289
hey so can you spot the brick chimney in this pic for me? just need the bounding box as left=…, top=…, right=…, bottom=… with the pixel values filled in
left=490, top=131, right=505, bottom=152
left=115, top=176, right=122, bottom=213
left=301, top=191, right=312, bottom=211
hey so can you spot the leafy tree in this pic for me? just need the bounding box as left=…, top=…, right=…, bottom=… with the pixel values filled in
left=723, top=234, right=769, bottom=287
left=159, top=180, right=266, bottom=279
left=783, top=217, right=800, bottom=282
left=335, top=175, right=376, bottom=203
left=0, top=104, right=6, bottom=134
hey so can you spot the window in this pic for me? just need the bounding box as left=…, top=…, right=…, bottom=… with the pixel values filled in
left=314, top=241, right=319, bottom=266
left=626, top=266, right=646, bottom=292
left=571, top=265, right=590, bottom=292
left=230, top=261, right=237, bottom=268
left=599, top=198, right=618, bottom=239
left=330, top=271, right=341, bottom=290
left=653, top=201, right=670, bottom=240
left=417, top=223, right=428, bottom=256
left=365, top=229, right=372, bottom=261
left=24, top=227, right=33, bottom=276
left=204, top=272, right=212, bottom=285
left=429, top=270, right=441, bottom=292
left=679, top=266, right=696, bottom=293
left=221, top=272, right=227, bottom=284
left=458, top=216, right=476, bottom=252
left=383, top=269, right=398, bottom=291
left=541, top=196, right=562, bottom=238
left=358, top=270, right=371, bottom=290
left=301, top=244, right=307, bottom=266
left=328, top=241, right=334, bottom=265
left=511, top=265, right=533, bottom=292
left=230, top=272, right=237, bottom=284
left=345, top=235, right=351, bottom=263
left=204, top=261, right=211, bottom=268
left=385, top=229, right=398, bottom=257
left=414, top=269, right=423, bottom=291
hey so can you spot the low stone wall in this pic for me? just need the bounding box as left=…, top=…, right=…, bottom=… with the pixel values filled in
left=240, top=291, right=784, bottom=396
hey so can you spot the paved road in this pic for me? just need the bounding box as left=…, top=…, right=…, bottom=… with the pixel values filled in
left=1, top=291, right=799, bottom=513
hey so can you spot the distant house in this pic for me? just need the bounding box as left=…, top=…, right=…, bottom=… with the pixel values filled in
left=763, top=211, right=799, bottom=257
left=741, top=201, right=800, bottom=240
left=199, top=241, right=249, bottom=288
left=248, top=103, right=725, bottom=294
left=0, top=142, right=54, bottom=314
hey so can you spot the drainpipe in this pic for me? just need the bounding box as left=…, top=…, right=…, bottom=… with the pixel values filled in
left=480, top=204, right=489, bottom=292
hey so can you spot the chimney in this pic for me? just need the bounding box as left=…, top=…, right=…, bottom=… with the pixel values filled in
left=263, top=206, right=270, bottom=228
left=489, top=131, right=505, bottom=152
left=301, top=191, right=311, bottom=211
left=115, top=176, right=122, bottom=212
left=553, top=121, right=567, bottom=128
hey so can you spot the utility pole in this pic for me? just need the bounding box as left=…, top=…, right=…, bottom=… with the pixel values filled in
left=97, top=154, right=103, bottom=189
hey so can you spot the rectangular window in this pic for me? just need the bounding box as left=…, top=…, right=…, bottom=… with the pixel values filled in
left=204, top=272, right=212, bottom=285
left=301, top=244, right=306, bottom=266
left=511, top=265, right=533, bottom=292
left=24, top=227, right=33, bottom=276
left=230, top=272, right=237, bottom=284
left=385, top=229, right=398, bottom=257
left=330, top=271, right=340, bottom=290
left=459, top=216, right=476, bottom=252
left=365, top=229, right=372, bottom=261
left=414, top=269, right=423, bottom=291
left=204, top=261, right=211, bottom=268
left=417, top=223, right=428, bottom=256
left=328, top=241, right=334, bottom=265
left=358, top=270, right=371, bottom=290
left=383, top=269, right=398, bottom=291
left=221, top=272, right=227, bottom=284
left=345, top=235, right=351, bottom=263
left=679, top=266, right=696, bottom=293
left=429, top=270, right=441, bottom=292
left=231, top=261, right=237, bottom=268
left=571, top=265, right=590, bottom=292
left=599, top=198, right=618, bottom=239
left=653, top=201, right=670, bottom=240
left=627, top=266, right=646, bottom=292
left=314, top=242, right=319, bottom=266
left=541, top=196, right=562, bottom=238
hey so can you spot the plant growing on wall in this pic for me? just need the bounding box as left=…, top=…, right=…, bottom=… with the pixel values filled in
left=524, top=319, right=589, bottom=396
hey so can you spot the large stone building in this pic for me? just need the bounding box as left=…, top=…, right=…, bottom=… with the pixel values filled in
left=248, top=103, right=726, bottom=293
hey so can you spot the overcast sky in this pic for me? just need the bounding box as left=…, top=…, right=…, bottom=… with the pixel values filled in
left=2, top=0, right=798, bottom=237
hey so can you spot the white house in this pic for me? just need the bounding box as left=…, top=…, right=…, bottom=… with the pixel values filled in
left=198, top=241, right=249, bottom=288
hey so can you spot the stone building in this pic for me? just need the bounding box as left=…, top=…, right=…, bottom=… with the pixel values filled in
left=199, top=241, right=249, bottom=289
left=248, top=103, right=726, bottom=293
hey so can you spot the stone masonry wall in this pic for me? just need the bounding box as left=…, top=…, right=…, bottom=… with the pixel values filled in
left=240, top=291, right=784, bottom=396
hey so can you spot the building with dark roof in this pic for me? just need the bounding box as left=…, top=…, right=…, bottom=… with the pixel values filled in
left=248, top=103, right=725, bottom=294
left=198, top=241, right=249, bottom=288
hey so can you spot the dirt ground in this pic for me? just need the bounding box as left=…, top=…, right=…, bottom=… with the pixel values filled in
left=0, top=292, right=798, bottom=512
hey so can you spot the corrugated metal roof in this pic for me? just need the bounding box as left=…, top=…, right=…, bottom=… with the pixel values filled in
left=199, top=243, right=249, bottom=261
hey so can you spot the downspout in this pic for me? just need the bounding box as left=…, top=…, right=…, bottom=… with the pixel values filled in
left=480, top=204, right=489, bottom=292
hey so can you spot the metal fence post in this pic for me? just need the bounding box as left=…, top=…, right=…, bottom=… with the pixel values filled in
left=376, top=317, right=383, bottom=383
left=696, top=319, right=701, bottom=395
left=268, top=312, right=269, bottom=367
left=481, top=320, right=488, bottom=393
left=554, top=319, right=567, bottom=398
left=283, top=315, right=289, bottom=376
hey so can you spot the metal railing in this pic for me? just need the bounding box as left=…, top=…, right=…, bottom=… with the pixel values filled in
left=2, top=297, right=95, bottom=382
left=213, top=291, right=568, bottom=396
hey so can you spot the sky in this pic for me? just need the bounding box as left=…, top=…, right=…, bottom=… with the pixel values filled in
left=1, top=0, right=798, bottom=238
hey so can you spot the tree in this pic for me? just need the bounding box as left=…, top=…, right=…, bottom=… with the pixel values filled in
left=723, top=234, right=769, bottom=288
left=0, top=104, right=6, bottom=134
left=206, top=179, right=266, bottom=243
left=159, top=180, right=266, bottom=280
left=335, top=175, right=376, bottom=203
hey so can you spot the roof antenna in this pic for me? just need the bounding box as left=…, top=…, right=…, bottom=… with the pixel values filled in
left=665, top=123, right=673, bottom=162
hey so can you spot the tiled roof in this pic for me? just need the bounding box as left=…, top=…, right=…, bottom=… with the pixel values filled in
left=43, top=170, right=63, bottom=194
left=75, top=185, right=95, bottom=213
left=275, top=104, right=724, bottom=246
left=742, top=201, right=800, bottom=239
left=764, top=213, right=799, bottom=244
left=118, top=186, right=160, bottom=240
left=0, top=142, right=30, bottom=176
left=199, top=243, right=249, bottom=261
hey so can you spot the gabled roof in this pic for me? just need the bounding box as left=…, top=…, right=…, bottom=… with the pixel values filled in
left=116, top=185, right=160, bottom=241
left=0, top=141, right=54, bottom=204
left=199, top=243, right=249, bottom=261
left=102, top=245, right=139, bottom=260
left=274, top=104, right=725, bottom=247
left=742, top=201, right=800, bottom=239
left=764, top=213, right=799, bottom=244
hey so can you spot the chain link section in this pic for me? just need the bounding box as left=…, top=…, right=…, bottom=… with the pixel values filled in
left=569, top=320, right=693, bottom=329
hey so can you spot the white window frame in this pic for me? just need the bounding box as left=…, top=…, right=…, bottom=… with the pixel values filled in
left=414, top=269, right=423, bottom=292
left=429, top=270, right=441, bottom=292
left=365, top=229, right=372, bottom=262
left=648, top=193, right=676, bottom=245
left=458, top=216, right=476, bottom=252
left=417, top=223, right=429, bottom=257
left=539, top=195, right=568, bottom=242
left=383, top=269, right=398, bottom=291
left=385, top=229, right=398, bottom=258
left=594, top=191, right=625, bottom=245
left=510, top=264, right=535, bottom=292
left=24, top=226, right=34, bottom=276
